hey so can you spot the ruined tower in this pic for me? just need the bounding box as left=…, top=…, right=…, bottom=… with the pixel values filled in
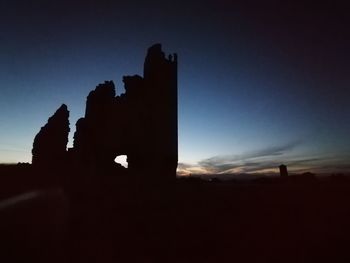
left=129, top=44, right=178, bottom=178
left=71, top=44, right=178, bottom=178
left=279, top=164, right=288, bottom=177
left=33, top=44, right=178, bottom=178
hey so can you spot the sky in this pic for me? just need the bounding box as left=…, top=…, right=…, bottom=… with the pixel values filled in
left=0, top=1, right=349, bottom=175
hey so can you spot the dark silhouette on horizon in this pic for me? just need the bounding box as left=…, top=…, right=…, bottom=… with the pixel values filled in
left=32, top=44, right=178, bottom=178
left=279, top=164, right=288, bottom=177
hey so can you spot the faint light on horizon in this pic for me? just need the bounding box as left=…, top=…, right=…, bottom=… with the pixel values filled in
left=177, top=165, right=210, bottom=176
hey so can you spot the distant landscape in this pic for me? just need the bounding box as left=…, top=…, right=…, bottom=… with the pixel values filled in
left=1, top=163, right=350, bottom=262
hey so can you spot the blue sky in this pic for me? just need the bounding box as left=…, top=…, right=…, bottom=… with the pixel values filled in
left=0, top=1, right=349, bottom=175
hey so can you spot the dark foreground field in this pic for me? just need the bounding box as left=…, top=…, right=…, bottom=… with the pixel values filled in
left=1, top=168, right=350, bottom=262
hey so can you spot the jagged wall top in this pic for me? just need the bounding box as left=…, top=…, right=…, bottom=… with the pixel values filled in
left=144, top=43, right=177, bottom=79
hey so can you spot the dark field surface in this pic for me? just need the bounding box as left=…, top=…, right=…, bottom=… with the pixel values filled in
left=1, top=169, right=350, bottom=262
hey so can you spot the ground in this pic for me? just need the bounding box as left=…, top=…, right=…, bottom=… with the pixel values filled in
left=1, top=168, right=350, bottom=262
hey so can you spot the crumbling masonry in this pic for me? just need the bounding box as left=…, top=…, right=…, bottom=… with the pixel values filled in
left=32, top=44, right=178, bottom=178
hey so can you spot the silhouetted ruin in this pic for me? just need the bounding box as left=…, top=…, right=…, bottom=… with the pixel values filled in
left=279, top=164, right=288, bottom=177
left=32, top=104, right=70, bottom=168
left=32, top=44, right=178, bottom=177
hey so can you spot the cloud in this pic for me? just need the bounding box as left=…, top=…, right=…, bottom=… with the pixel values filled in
left=290, top=158, right=350, bottom=173
left=197, top=141, right=301, bottom=174
left=200, top=141, right=300, bottom=164
left=178, top=142, right=350, bottom=177
left=177, top=162, right=210, bottom=176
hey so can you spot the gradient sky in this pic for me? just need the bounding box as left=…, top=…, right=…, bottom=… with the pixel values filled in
left=1, top=1, right=349, bottom=175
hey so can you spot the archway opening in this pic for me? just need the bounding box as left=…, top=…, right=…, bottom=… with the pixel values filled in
left=114, top=155, right=128, bottom=168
